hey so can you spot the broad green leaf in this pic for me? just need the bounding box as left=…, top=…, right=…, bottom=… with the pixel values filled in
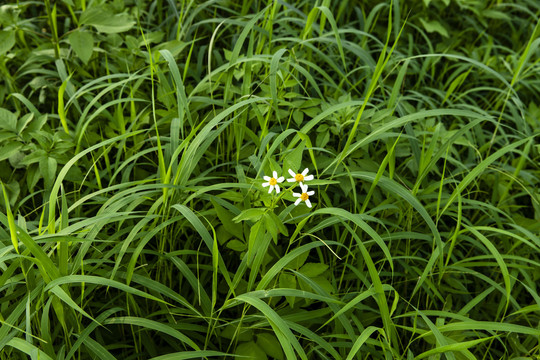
left=0, top=5, right=20, bottom=26
left=39, top=157, right=57, bottom=190
left=0, top=30, right=15, bottom=55
left=279, top=272, right=297, bottom=307
left=211, top=199, right=243, bottom=239
left=236, top=342, right=268, bottom=360
left=419, top=18, right=449, bottom=38
left=482, top=9, right=511, bottom=21
left=233, top=208, right=266, bottom=223
left=68, top=30, right=94, bottom=64
left=220, top=323, right=253, bottom=342
left=226, top=239, right=246, bottom=252
left=80, top=7, right=134, bottom=33
left=248, top=219, right=265, bottom=264
left=267, top=211, right=288, bottom=237
left=0, top=108, right=17, bottom=132
left=282, top=141, right=305, bottom=177
left=0, top=142, right=21, bottom=162
left=257, top=333, right=285, bottom=360
left=299, top=263, right=329, bottom=278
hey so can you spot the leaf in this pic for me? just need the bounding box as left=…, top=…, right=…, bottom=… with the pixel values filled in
left=0, top=5, right=20, bottom=26
left=311, top=276, right=334, bottom=294
left=299, top=263, right=329, bottom=278
left=282, top=141, right=305, bottom=176
left=226, top=239, right=246, bottom=252
left=233, top=208, right=266, bottom=223
left=248, top=220, right=265, bottom=264
left=0, top=180, right=19, bottom=207
left=416, top=336, right=496, bottom=359
left=0, top=107, right=17, bottom=132
left=220, top=323, right=253, bottom=341
left=345, top=327, right=381, bottom=360
left=104, top=317, right=199, bottom=350
left=0, top=142, right=22, bottom=162
left=257, top=333, right=285, bottom=360
left=228, top=295, right=308, bottom=360
left=235, top=342, right=268, bottom=360
left=267, top=211, right=288, bottom=236
left=16, top=113, right=33, bottom=134
left=279, top=272, right=297, bottom=307
left=264, top=213, right=278, bottom=243
left=482, top=9, right=511, bottom=21
left=68, top=30, right=94, bottom=64
left=5, top=338, right=54, bottom=360
left=286, top=247, right=310, bottom=270
left=49, top=286, right=98, bottom=325
left=419, top=19, right=449, bottom=38
left=44, top=275, right=168, bottom=305
left=0, top=30, right=15, bottom=55
left=39, top=157, right=57, bottom=190
left=211, top=199, right=243, bottom=239
left=80, top=7, right=134, bottom=34
left=1, top=182, right=19, bottom=253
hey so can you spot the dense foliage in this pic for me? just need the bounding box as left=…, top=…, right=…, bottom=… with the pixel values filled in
left=0, top=0, right=539, bottom=359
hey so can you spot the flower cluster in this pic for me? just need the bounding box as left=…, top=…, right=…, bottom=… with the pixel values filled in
left=262, top=168, right=315, bottom=208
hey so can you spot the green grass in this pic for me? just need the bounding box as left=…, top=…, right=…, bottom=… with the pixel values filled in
left=0, top=0, right=539, bottom=359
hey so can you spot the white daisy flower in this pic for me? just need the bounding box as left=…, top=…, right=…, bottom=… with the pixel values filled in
left=287, top=168, right=314, bottom=183
left=292, top=182, right=315, bottom=208
left=262, top=171, right=285, bottom=194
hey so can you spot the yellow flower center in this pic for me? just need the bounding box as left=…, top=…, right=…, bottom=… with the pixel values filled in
left=295, top=173, right=304, bottom=182
left=300, top=193, right=309, bottom=201
left=269, top=177, right=277, bottom=186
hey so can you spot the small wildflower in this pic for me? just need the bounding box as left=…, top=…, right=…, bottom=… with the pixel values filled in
left=287, top=168, right=314, bottom=183
left=262, top=171, right=285, bottom=194
left=292, top=182, right=315, bottom=208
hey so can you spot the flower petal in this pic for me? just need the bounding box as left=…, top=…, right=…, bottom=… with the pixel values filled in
left=286, top=178, right=295, bottom=182
left=294, top=198, right=301, bottom=206
left=273, top=171, right=278, bottom=179
left=302, top=168, right=309, bottom=176
left=288, top=169, right=296, bottom=177
left=263, top=176, right=271, bottom=181
left=300, top=183, right=308, bottom=193
left=292, top=192, right=301, bottom=197
left=268, top=185, right=273, bottom=194
left=305, top=199, right=312, bottom=208
left=277, top=176, right=285, bottom=183
left=262, top=182, right=270, bottom=187
left=275, top=185, right=280, bottom=194
left=304, top=174, right=314, bottom=181
left=307, top=191, right=315, bottom=195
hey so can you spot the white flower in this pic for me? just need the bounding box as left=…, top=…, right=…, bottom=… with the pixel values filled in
left=287, top=168, right=314, bottom=183
left=262, top=171, right=285, bottom=194
left=292, top=182, right=315, bottom=208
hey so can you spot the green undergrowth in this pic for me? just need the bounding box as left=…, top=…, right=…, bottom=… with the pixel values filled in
left=0, top=0, right=539, bottom=359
